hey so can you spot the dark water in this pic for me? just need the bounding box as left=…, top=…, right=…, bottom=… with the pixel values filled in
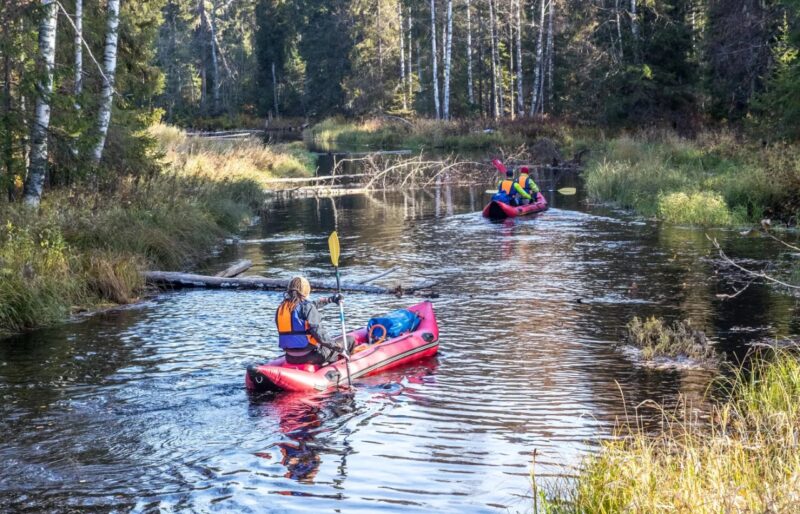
left=2, top=186, right=798, bottom=512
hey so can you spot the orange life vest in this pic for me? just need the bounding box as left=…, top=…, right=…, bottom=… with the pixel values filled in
left=499, top=179, right=515, bottom=195
left=518, top=174, right=530, bottom=191
left=276, top=301, right=316, bottom=349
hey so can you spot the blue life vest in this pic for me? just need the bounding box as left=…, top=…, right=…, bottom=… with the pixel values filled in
left=276, top=301, right=315, bottom=349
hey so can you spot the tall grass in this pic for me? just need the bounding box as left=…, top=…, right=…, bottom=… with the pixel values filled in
left=622, top=316, right=718, bottom=362
left=151, top=123, right=315, bottom=181
left=306, top=116, right=585, bottom=150
left=585, top=132, right=799, bottom=225
left=0, top=124, right=297, bottom=336
left=539, top=349, right=800, bottom=513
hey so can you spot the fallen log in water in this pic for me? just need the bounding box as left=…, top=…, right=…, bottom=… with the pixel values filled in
left=144, top=271, right=437, bottom=295
left=214, top=259, right=253, bottom=278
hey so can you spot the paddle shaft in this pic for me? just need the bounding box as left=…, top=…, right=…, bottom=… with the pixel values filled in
left=334, top=266, right=352, bottom=387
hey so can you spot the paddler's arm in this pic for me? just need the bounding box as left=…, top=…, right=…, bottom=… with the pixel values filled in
left=528, top=179, right=541, bottom=193
left=302, top=302, right=333, bottom=347
left=513, top=182, right=532, bottom=199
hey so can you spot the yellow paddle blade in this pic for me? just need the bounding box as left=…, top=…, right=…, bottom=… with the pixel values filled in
left=557, top=187, right=577, bottom=195
left=328, top=231, right=340, bottom=267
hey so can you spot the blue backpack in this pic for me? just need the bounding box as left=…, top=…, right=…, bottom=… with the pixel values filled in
left=492, top=191, right=511, bottom=204
left=367, top=309, right=421, bottom=342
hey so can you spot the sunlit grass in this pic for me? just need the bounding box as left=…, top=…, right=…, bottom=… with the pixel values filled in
left=538, top=349, right=800, bottom=513
left=0, top=125, right=289, bottom=336
left=150, top=123, right=315, bottom=182
left=622, top=316, right=718, bottom=362
left=307, top=116, right=529, bottom=149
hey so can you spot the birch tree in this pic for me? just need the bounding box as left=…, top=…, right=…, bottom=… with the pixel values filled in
left=509, top=19, right=515, bottom=119
left=399, top=3, right=407, bottom=110
left=466, top=0, right=474, bottom=105
left=630, top=0, right=639, bottom=41
left=489, top=0, right=499, bottom=118
left=514, top=0, right=524, bottom=115
left=530, top=0, right=545, bottom=115
left=408, top=14, right=414, bottom=98
left=545, top=0, right=554, bottom=110
left=91, top=0, right=121, bottom=165
left=74, top=0, right=83, bottom=97
left=443, top=0, right=453, bottom=119
left=23, top=0, right=58, bottom=207
left=430, top=0, right=440, bottom=119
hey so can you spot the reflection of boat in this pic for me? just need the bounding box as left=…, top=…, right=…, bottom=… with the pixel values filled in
left=246, top=301, right=439, bottom=392
left=482, top=195, right=549, bottom=219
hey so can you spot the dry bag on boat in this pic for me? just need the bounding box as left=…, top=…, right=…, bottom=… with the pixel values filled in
left=367, top=309, right=420, bottom=342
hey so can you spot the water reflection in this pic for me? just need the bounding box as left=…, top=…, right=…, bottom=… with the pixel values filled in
left=1, top=185, right=798, bottom=512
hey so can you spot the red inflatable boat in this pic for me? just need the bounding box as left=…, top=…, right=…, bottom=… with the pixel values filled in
left=482, top=194, right=549, bottom=219
left=246, top=301, right=439, bottom=392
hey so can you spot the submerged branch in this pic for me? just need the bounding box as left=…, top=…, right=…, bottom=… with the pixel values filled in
left=707, top=234, right=800, bottom=293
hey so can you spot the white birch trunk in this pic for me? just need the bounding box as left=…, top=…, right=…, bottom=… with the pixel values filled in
left=530, top=0, right=545, bottom=115
left=399, top=4, right=407, bottom=110
left=443, top=0, right=453, bottom=119
left=509, top=19, right=514, bottom=120
left=23, top=0, right=58, bottom=207
left=408, top=14, right=414, bottom=97
left=615, top=0, right=623, bottom=61
left=466, top=0, right=474, bottom=105
left=74, top=0, right=83, bottom=96
left=90, top=0, right=121, bottom=165
left=545, top=0, right=554, bottom=111
left=208, top=1, right=220, bottom=113
left=489, top=0, right=499, bottom=118
left=630, top=0, right=638, bottom=41
left=514, top=0, right=524, bottom=115
left=430, top=0, right=440, bottom=119
left=272, top=62, right=279, bottom=117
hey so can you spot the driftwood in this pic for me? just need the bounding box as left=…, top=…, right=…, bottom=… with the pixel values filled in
left=144, top=271, right=437, bottom=295
left=214, top=259, right=253, bottom=278
left=358, top=266, right=400, bottom=284
left=263, top=173, right=371, bottom=184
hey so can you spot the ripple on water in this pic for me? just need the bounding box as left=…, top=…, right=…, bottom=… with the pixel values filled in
left=1, top=187, right=797, bottom=511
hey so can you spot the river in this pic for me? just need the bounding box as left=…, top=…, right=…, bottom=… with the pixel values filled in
left=1, top=183, right=798, bottom=512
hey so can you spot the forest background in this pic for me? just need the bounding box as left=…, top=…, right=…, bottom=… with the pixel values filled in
left=2, top=0, right=800, bottom=335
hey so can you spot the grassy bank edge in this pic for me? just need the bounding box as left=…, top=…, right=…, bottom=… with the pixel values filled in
left=536, top=347, right=800, bottom=513
left=0, top=125, right=313, bottom=338
left=583, top=132, right=800, bottom=226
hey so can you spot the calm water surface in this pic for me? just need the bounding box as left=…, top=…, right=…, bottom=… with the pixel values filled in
left=2, top=185, right=798, bottom=512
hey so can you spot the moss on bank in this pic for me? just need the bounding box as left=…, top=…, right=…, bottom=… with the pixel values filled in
left=584, top=132, right=800, bottom=226
left=0, top=125, right=311, bottom=337
left=539, top=349, right=800, bottom=513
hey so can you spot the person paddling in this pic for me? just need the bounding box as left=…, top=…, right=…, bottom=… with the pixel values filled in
left=497, top=169, right=532, bottom=206
left=517, top=166, right=542, bottom=204
left=276, top=276, right=351, bottom=365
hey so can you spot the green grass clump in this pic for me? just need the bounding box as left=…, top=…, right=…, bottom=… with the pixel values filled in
left=540, top=349, right=800, bottom=513
left=622, top=316, right=718, bottom=362
left=657, top=191, right=734, bottom=225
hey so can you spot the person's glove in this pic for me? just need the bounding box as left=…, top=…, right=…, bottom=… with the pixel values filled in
left=329, top=293, right=344, bottom=305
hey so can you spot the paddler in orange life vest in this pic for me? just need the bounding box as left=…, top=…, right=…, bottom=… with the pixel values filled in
left=276, top=276, right=352, bottom=365
left=517, top=166, right=542, bottom=204
left=497, top=169, right=532, bottom=206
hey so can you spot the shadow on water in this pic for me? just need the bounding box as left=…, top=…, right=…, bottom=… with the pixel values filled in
left=1, top=183, right=799, bottom=511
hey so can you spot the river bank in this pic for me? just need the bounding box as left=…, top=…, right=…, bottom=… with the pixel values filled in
left=584, top=131, right=800, bottom=226
left=0, top=125, right=315, bottom=337
left=538, top=348, right=800, bottom=513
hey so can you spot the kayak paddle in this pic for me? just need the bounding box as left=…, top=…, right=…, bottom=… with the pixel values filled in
left=491, top=158, right=507, bottom=174
left=483, top=187, right=577, bottom=195
left=327, top=231, right=352, bottom=388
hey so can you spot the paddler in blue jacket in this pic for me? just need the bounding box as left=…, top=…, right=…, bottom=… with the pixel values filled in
left=275, top=276, right=351, bottom=365
left=497, top=169, right=532, bottom=206
left=517, top=166, right=541, bottom=204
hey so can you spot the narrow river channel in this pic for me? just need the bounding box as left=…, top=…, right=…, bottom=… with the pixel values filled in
left=2, top=186, right=798, bottom=512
